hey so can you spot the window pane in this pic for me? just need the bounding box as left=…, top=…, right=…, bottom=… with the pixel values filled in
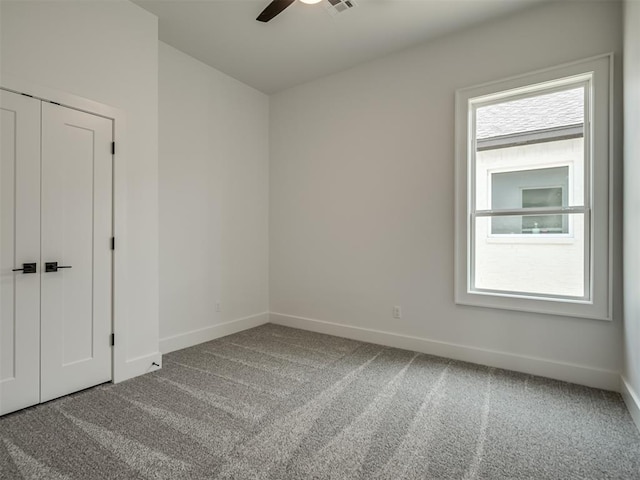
left=491, top=214, right=567, bottom=235
left=522, top=214, right=565, bottom=234
left=474, top=214, right=585, bottom=298
left=522, top=186, right=563, bottom=208
left=474, top=87, right=585, bottom=211
left=489, top=174, right=570, bottom=234
left=492, top=168, right=567, bottom=210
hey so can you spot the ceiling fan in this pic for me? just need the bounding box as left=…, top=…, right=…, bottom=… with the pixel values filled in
left=256, top=0, right=322, bottom=23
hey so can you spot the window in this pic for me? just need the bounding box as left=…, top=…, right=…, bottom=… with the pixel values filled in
left=491, top=167, right=569, bottom=235
left=455, top=55, right=612, bottom=319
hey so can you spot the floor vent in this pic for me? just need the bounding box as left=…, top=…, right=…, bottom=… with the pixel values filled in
left=326, top=0, right=358, bottom=16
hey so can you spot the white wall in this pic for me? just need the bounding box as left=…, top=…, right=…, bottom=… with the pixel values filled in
left=269, top=1, right=623, bottom=390
left=158, top=43, right=269, bottom=353
left=0, top=0, right=160, bottom=380
left=623, top=0, right=640, bottom=428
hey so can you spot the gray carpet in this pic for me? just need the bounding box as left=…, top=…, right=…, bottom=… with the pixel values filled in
left=1, top=323, right=639, bottom=480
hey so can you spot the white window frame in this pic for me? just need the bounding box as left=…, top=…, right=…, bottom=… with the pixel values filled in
left=454, top=54, right=612, bottom=320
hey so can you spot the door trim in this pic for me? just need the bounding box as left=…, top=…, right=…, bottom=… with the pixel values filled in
left=0, top=74, right=141, bottom=383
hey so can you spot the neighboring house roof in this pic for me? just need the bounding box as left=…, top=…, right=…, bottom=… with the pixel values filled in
left=476, top=87, right=584, bottom=140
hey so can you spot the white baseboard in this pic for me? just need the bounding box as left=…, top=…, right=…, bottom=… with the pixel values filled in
left=159, top=312, right=270, bottom=354
left=114, top=351, right=162, bottom=383
left=269, top=312, right=620, bottom=392
left=621, top=376, right=640, bottom=433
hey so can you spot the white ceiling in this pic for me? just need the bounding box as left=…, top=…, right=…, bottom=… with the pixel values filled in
left=133, top=0, right=547, bottom=94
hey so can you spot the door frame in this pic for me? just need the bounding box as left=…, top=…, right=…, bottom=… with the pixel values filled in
left=1, top=74, right=129, bottom=383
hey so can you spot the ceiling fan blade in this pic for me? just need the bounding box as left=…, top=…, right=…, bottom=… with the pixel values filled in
left=256, top=0, right=296, bottom=22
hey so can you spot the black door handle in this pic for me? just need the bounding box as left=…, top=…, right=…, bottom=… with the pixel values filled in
left=12, top=263, right=37, bottom=274
left=45, top=262, right=72, bottom=273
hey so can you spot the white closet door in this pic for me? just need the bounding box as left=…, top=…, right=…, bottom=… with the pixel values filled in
left=0, top=91, right=41, bottom=415
left=40, top=102, right=113, bottom=403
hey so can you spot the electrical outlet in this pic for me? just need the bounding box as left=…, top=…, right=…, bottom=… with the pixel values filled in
left=393, top=305, right=402, bottom=319
left=215, top=301, right=221, bottom=312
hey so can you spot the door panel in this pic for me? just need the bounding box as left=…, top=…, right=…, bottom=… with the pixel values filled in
left=40, top=102, right=113, bottom=403
left=0, top=91, right=41, bottom=415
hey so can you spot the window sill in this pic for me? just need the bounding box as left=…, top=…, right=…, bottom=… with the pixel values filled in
left=455, top=289, right=611, bottom=321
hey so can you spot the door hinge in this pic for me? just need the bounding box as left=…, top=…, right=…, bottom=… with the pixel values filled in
left=111, top=142, right=115, bottom=155
left=110, top=333, right=115, bottom=346
left=110, top=237, right=115, bottom=250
